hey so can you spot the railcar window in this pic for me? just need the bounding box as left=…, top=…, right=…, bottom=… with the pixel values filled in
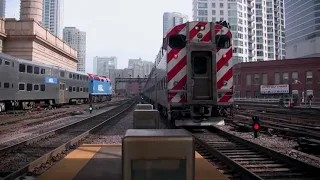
left=0, top=59, right=2, bottom=65
left=168, top=34, right=187, bottom=49
left=19, top=84, right=25, bottom=90
left=69, top=73, right=72, bottom=78
left=27, top=65, right=33, bottom=73
left=69, top=86, right=72, bottom=92
left=40, top=84, right=45, bottom=91
left=0, top=82, right=1, bottom=88
left=77, top=87, right=79, bottom=92
left=77, top=74, right=80, bottom=80
left=73, top=74, right=76, bottom=79
left=80, top=76, right=83, bottom=81
left=34, top=67, right=39, bottom=74
left=4, top=82, right=9, bottom=88
left=192, top=52, right=210, bottom=74
left=60, top=71, right=65, bottom=77
left=12, top=62, right=14, bottom=67
left=80, top=87, right=83, bottom=92
left=4, top=61, right=9, bottom=66
left=34, top=84, right=39, bottom=91
left=41, top=68, right=46, bottom=74
left=27, top=84, right=32, bottom=91
left=216, top=35, right=231, bottom=48
left=19, top=64, right=26, bottom=72
left=73, top=87, right=76, bottom=91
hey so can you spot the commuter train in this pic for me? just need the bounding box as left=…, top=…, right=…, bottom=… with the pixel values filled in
left=0, top=53, right=112, bottom=112
left=142, top=21, right=233, bottom=126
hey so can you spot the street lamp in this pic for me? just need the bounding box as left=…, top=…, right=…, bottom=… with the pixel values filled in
left=293, top=80, right=306, bottom=106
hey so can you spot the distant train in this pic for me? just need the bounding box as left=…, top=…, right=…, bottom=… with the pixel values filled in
left=142, top=21, right=233, bottom=127
left=0, top=53, right=112, bottom=112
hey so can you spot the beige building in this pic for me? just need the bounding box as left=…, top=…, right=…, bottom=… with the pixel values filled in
left=109, top=68, right=133, bottom=90
left=0, top=0, right=77, bottom=71
left=128, top=58, right=154, bottom=78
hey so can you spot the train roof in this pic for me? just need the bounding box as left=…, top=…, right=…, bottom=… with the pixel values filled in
left=87, top=73, right=111, bottom=81
left=165, top=20, right=231, bottom=38
left=0, top=52, right=88, bottom=76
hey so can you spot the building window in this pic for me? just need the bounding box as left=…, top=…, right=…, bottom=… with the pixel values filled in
left=253, top=74, right=259, bottom=84
left=246, top=74, right=251, bottom=85
left=262, top=73, right=268, bottom=85
left=283, top=72, right=288, bottom=84
left=292, top=72, right=298, bottom=83
left=274, top=72, right=280, bottom=84
left=246, top=91, right=250, bottom=97
left=306, top=71, right=313, bottom=84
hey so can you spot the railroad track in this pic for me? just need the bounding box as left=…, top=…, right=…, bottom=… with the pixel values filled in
left=225, top=116, right=320, bottom=141
left=0, top=100, right=126, bottom=133
left=191, top=127, right=320, bottom=180
left=0, top=98, right=136, bottom=180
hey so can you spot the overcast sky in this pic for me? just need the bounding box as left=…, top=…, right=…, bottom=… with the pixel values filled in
left=6, top=0, right=192, bottom=73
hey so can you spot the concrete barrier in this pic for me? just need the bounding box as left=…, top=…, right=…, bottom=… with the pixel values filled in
left=133, top=109, right=160, bottom=129
left=135, top=104, right=153, bottom=110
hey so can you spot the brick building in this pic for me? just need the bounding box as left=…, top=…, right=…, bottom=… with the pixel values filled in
left=233, top=57, right=320, bottom=100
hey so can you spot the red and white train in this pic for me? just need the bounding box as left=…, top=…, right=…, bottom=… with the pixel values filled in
left=142, top=21, right=233, bottom=126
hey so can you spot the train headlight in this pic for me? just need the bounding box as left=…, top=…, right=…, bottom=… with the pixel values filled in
left=195, top=26, right=199, bottom=30
left=200, top=26, right=205, bottom=30
left=223, top=81, right=228, bottom=86
left=173, top=54, right=178, bottom=59
left=222, top=54, right=227, bottom=58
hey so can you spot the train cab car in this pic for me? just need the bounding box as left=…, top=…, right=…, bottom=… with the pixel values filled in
left=0, top=53, right=89, bottom=111
left=88, top=74, right=112, bottom=102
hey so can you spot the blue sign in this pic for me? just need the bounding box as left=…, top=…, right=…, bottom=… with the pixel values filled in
left=45, top=77, right=58, bottom=84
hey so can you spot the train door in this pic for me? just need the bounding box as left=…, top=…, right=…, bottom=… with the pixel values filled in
left=190, top=51, right=213, bottom=100
left=59, top=82, right=66, bottom=103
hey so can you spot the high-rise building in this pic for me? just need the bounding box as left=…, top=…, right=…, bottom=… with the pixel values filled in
left=163, top=12, right=188, bottom=37
left=93, top=56, right=117, bottom=76
left=128, top=58, right=154, bottom=78
left=0, top=0, right=5, bottom=18
left=192, top=0, right=285, bottom=63
left=63, top=27, right=86, bottom=72
left=42, top=0, right=62, bottom=37
left=285, top=0, right=320, bottom=58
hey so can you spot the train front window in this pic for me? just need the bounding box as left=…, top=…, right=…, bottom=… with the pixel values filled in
left=216, top=35, right=231, bottom=48
left=168, top=34, right=186, bottom=49
left=192, top=51, right=211, bottom=74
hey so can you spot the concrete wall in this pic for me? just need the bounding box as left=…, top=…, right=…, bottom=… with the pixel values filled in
left=3, top=19, right=78, bottom=71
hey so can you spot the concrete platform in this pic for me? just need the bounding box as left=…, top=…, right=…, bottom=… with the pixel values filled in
left=37, top=144, right=229, bottom=180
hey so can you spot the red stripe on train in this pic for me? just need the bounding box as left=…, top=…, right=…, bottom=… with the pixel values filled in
left=167, top=56, right=186, bottom=82
left=217, top=68, right=232, bottom=89
left=216, top=48, right=232, bottom=72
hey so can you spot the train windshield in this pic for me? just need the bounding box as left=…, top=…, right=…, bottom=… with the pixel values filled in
left=192, top=51, right=211, bottom=74
left=168, top=34, right=186, bottom=49
left=216, top=35, right=231, bottom=48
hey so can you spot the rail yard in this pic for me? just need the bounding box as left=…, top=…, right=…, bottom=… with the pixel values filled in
left=0, top=97, right=319, bottom=180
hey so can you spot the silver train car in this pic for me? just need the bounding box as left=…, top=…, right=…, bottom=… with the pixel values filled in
left=0, top=53, right=89, bottom=111
left=142, top=21, right=233, bottom=127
